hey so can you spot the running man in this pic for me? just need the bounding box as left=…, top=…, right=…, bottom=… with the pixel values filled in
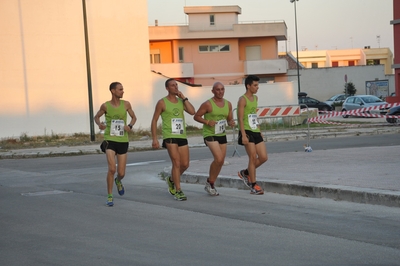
left=236, top=75, right=268, bottom=195
left=94, top=81, right=137, bottom=206
left=151, top=78, right=195, bottom=201
left=194, top=82, right=235, bottom=196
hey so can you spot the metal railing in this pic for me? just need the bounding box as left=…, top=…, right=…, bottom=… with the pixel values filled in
left=230, top=104, right=313, bottom=157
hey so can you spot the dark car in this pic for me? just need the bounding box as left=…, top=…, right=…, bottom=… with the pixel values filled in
left=298, top=92, right=333, bottom=112
left=386, top=105, right=400, bottom=123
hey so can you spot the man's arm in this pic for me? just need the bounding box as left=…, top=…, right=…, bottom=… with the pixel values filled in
left=237, top=96, right=249, bottom=144
left=125, top=101, right=137, bottom=130
left=94, top=103, right=107, bottom=130
left=227, top=101, right=235, bottom=127
left=151, top=100, right=164, bottom=149
left=194, top=101, right=212, bottom=126
left=177, top=91, right=195, bottom=115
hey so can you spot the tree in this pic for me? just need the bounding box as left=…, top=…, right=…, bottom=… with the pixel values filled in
left=344, top=82, right=356, bottom=96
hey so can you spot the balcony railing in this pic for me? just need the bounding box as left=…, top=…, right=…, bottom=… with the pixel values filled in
left=150, top=63, right=194, bottom=78
left=244, top=59, right=288, bottom=75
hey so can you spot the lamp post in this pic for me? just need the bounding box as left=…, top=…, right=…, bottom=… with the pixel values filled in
left=82, top=0, right=95, bottom=141
left=290, top=0, right=301, bottom=93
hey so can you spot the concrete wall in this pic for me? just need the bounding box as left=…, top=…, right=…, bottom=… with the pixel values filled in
left=287, top=65, right=395, bottom=101
left=144, top=73, right=299, bottom=132
left=0, top=0, right=150, bottom=138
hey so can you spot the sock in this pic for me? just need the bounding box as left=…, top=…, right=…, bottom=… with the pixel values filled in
left=108, top=194, right=113, bottom=198
left=208, top=178, right=215, bottom=188
left=244, top=169, right=249, bottom=175
left=251, top=182, right=256, bottom=188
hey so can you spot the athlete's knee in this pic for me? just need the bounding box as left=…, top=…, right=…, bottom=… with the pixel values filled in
left=214, top=155, right=225, bottom=167
left=180, top=161, right=189, bottom=171
left=108, top=164, right=116, bottom=174
left=249, top=153, right=258, bottom=163
left=259, top=154, right=268, bottom=164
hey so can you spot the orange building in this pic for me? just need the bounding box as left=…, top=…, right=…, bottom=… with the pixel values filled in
left=149, top=6, right=288, bottom=86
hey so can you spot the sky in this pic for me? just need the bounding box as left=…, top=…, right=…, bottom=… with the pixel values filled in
left=147, top=0, right=394, bottom=53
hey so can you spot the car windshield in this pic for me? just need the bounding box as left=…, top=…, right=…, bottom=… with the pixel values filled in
left=361, top=96, right=383, bottom=103
left=326, top=96, right=337, bottom=101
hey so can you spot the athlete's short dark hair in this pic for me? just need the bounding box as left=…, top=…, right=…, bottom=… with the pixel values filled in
left=109, top=82, right=121, bottom=91
left=244, top=75, right=260, bottom=89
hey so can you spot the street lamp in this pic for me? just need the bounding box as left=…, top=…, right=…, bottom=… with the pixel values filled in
left=290, top=0, right=301, bottom=93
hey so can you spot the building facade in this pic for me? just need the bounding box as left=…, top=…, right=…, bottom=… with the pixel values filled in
left=283, top=47, right=393, bottom=75
left=149, top=6, right=289, bottom=86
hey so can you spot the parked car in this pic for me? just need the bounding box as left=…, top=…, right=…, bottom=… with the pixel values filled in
left=324, top=94, right=348, bottom=108
left=298, top=92, right=333, bottom=112
left=386, top=105, right=400, bottom=123
left=341, top=95, right=388, bottom=118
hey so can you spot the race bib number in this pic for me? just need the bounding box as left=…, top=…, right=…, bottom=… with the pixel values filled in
left=248, top=114, right=259, bottom=130
left=215, top=120, right=227, bottom=134
left=110, top=119, right=125, bottom=136
left=171, top=118, right=184, bottom=134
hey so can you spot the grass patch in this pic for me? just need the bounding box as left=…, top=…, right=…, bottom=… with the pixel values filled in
left=0, top=125, right=203, bottom=150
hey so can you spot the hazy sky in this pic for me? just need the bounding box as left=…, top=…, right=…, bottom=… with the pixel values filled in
left=147, top=0, right=394, bottom=53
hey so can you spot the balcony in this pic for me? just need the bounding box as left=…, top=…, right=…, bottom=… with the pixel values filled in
left=150, top=63, right=194, bottom=78
left=244, top=59, right=288, bottom=75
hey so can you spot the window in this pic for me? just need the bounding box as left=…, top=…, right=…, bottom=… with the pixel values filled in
left=367, top=59, right=380, bottom=65
left=348, top=61, right=355, bottom=66
left=178, top=47, right=184, bottom=62
left=153, top=54, right=160, bottom=64
left=332, top=61, right=338, bottom=67
left=311, top=63, right=318, bottom=68
left=198, top=45, right=230, bottom=53
left=210, top=14, right=215, bottom=26
left=150, top=49, right=160, bottom=64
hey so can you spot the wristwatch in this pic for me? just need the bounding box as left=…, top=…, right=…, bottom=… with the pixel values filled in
left=182, top=98, right=188, bottom=102
left=128, top=124, right=133, bottom=129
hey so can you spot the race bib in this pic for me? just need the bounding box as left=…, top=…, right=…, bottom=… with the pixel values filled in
left=110, top=119, right=125, bottom=136
left=215, top=120, right=227, bottom=134
left=171, top=118, right=184, bottom=134
left=248, top=114, right=259, bottom=130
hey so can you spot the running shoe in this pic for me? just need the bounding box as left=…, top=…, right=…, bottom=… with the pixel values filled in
left=174, top=190, right=187, bottom=201
left=250, top=184, right=264, bottom=195
left=106, top=196, right=114, bottom=207
left=204, top=181, right=219, bottom=196
left=165, top=176, right=176, bottom=195
left=238, top=169, right=251, bottom=188
left=115, top=177, right=125, bottom=196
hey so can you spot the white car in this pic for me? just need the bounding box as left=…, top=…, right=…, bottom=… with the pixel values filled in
left=324, top=94, right=348, bottom=108
left=341, top=95, right=388, bottom=118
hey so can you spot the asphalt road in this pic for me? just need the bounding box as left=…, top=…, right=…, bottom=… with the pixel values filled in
left=1, top=134, right=400, bottom=265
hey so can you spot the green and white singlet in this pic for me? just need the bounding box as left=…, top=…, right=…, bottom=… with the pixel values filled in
left=203, top=99, right=229, bottom=138
left=161, top=97, right=186, bottom=139
left=104, top=100, right=129, bottom=142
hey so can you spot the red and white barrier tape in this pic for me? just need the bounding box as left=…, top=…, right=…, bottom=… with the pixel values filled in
left=308, top=103, right=400, bottom=123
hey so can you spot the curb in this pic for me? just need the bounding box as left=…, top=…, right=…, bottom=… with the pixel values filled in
left=171, top=171, right=400, bottom=208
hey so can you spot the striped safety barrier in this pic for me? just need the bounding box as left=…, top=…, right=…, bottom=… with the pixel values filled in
left=257, top=106, right=300, bottom=118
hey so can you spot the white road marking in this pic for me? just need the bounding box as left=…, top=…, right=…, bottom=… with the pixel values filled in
left=126, top=160, right=166, bottom=166
left=21, top=190, right=72, bottom=196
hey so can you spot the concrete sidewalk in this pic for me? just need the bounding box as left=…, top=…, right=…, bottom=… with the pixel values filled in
left=1, top=123, right=399, bottom=207
left=178, top=145, right=400, bottom=208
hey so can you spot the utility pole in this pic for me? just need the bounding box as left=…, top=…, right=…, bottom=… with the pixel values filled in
left=82, top=0, right=95, bottom=141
